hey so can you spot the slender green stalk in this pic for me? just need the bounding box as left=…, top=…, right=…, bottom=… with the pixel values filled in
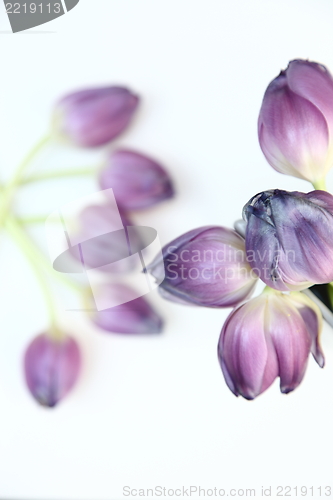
left=5, top=215, right=82, bottom=294
left=5, top=216, right=63, bottom=339
left=17, top=216, right=50, bottom=225
left=327, top=282, right=333, bottom=310
left=312, top=178, right=327, bottom=190
left=0, top=135, right=51, bottom=227
left=22, top=167, right=96, bottom=184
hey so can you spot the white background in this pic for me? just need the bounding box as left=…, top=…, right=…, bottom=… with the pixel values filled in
left=1, top=1, right=333, bottom=499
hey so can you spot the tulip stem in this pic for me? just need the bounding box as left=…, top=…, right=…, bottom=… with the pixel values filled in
left=22, top=167, right=96, bottom=184
left=327, top=282, right=333, bottom=310
left=312, top=178, right=327, bottom=190
left=0, top=135, right=51, bottom=228
left=17, top=215, right=50, bottom=225
left=5, top=215, right=82, bottom=294
left=5, top=215, right=63, bottom=339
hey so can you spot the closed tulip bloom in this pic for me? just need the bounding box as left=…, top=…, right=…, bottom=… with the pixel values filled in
left=90, top=284, right=163, bottom=334
left=54, top=86, right=139, bottom=147
left=217, top=289, right=324, bottom=400
left=258, top=59, right=333, bottom=185
left=148, top=226, right=258, bottom=308
left=69, top=203, right=141, bottom=273
left=99, top=149, right=174, bottom=210
left=243, top=189, right=333, bottom=291
left=24, top=333, right=81, bottom=407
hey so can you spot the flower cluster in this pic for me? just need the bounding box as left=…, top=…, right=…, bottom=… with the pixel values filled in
left=5, top=85, right=174, bottom=407
left=149, top=59, right=333, bottom=399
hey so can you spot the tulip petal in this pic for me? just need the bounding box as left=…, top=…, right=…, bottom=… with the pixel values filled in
left=91, top=284, right=163, bottom=334
left=99, top=149, right=174, bottom=210
left=259, top=72, right=329, bottom=183
left=287, top=60, right=333, bottom=138
left=24, top=333, right=81, bottom=407
left=150, top=226, right=258, bottom=308
left=243, top=189, right=333, bottom=290
left=289, top=292, right=324, bottom=367
left=55, top=87, right=139, bottom=147
left=267, top=294, right=311, bottom=393
left=218, top=297, right=277, bottom=399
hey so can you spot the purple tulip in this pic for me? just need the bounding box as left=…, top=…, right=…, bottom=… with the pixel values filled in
left=218, top=289, right=324, bottom=400
left=243, top=189, right=333, bottom=291
left=54, top=86, right=139, bottom=147
left=90, top=284, right=163, bottom=334
left=69, top=203, right=141, bottom=273
left=148, top=226, right=258, bottom=308
left=258, top=60, right=333, bottom=185
left=24, top=333, right=81, bottom=407
left=99, top=149, right=174, bottom=211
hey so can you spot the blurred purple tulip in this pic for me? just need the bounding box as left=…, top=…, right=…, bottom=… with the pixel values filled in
left=54, top=86, right=139, bottom=147
left=243, top=189, right=333, bottom=291
left=69, top=203, right=141, bottom=273
left=24, top=333, right=81, bottom=407
left=258, top=59, right=333, bottom=184
left=99, top=149, right=174, bottom=210
left=148, top=226, right=258, bottom=308
left=218, top=289, right=324, bottom=400
left=91, top=284, right=163, bottom=334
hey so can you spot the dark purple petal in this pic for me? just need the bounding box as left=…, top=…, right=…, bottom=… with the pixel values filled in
left=99, top=150, right=174, bottom=211
left=24, top=333, right=81, bottom=407
left=91, top=284, right=163, bottom=334
left=243, top=189, right=333, bottom=290
left=55, top=87, right=139, bottom=147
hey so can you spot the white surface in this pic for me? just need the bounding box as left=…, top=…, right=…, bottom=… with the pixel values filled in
left=1, top=1, right=333, bottom=499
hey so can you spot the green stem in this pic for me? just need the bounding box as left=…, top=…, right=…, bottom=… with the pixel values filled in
left=312, top=178, right=327, bottom=190
left=5, top=216, right=62, bottom=340
left=5, top=215, right=82, bottom=294
left=22, top=167, right=96, bottom=184
left=18, top=215, right=51, bottom=225
left=0, top=135, right=51, bottom=227
left=327, top=282, right=333, bottom=310
left=262, top=285, right=277, bottom=295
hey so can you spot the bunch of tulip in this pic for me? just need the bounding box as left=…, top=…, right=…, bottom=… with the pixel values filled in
left=4, top=86, right=174, bottom=407
left=149, top=59, right=333, bottom=399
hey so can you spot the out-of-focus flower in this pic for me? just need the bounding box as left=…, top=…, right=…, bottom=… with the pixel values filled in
left=148, top=226, right=258, bottom=308
left=258, top=59, right=333, bottom=185
left=243, top=189, right=333, bottom=291
left=99, top=149, right=174, bottom=210
left=69, top=203, right=141, bottom=273
left=24, top=333, right=81, bottom=407
left=217, top=288, right=324, bottom=400
left=90, top=283, right=163, bottom=334
left=54, top=86, right=139, bottom=147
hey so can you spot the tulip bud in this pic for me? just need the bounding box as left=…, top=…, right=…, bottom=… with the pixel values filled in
left=148, top=226, right=258, bottom=308
left=69, top=203, right=141, bottom=273
left=217, top=289, right=324, bottom=400
left=24, top=333, right=81, bottom=407
left=90, top=284, right=163, bottom=334
left=243, top=189, right=333, bottom=291
left=54, top=86, right=139, bottom=147
left=99, top=149, right=174, bottom=211
left=258, top=60, right=333, bottom=185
